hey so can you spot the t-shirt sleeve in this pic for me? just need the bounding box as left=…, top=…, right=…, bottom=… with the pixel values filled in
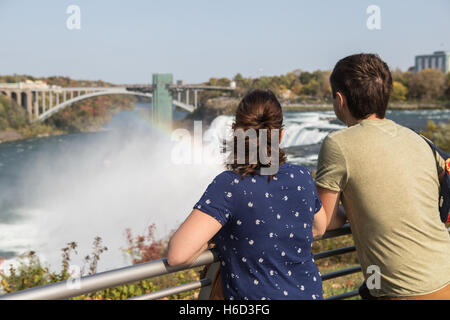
left=193, top=171, right=235, bottom=226
left=315, top=135, right=348, bottom=192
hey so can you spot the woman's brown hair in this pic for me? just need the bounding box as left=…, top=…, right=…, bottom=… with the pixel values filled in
left=225, top=89, right=287, bottom=179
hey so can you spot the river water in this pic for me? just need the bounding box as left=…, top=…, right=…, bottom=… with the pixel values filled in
left=0, top=104, right=448, bottom=274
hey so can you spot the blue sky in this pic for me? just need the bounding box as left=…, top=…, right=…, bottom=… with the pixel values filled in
left=0, top=0, right=449, bottom=84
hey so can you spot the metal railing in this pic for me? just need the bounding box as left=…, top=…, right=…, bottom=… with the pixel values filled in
left=0, top=224, right=360, bottom=300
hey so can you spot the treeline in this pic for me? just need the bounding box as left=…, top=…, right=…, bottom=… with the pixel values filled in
left=204, top=70, right=332, bottom=104
left=203, top=68, right=450, bottom=105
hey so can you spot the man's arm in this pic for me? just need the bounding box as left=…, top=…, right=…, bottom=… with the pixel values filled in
left=312, top=207, right=328, bottom=239
left=316, top=186, right=347, bottom=230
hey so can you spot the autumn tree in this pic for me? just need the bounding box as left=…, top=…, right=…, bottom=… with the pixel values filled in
left=391, top=68, right=412, bottom=88
left=408, top=68, right=446, bottom=100
left=445, top=73, right=450, bottom=99
left=390, top=81, right=408, bottom=102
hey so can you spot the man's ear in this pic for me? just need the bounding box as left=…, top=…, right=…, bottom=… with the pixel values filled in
left=336, top=92, right=346, bottom=111
left=279, top=128, right=284, bottom=144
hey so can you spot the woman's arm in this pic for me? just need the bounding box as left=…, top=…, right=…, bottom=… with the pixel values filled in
left=167, top=209, right=222, bottom=266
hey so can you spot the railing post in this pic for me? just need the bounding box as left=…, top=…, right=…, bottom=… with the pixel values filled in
left=197, top=262, right=220, bottom=300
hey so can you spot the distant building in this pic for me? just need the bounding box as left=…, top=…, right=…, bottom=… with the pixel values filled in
left=414, top=51, right=450, bottom=74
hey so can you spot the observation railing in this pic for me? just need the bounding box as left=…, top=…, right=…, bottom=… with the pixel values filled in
left=0, top=224, right=361, bottom=300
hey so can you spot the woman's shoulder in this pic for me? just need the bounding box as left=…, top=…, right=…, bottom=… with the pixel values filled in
left=279, top=162, right=313, bottom=177
left=211, top=170, right=240, bottom=185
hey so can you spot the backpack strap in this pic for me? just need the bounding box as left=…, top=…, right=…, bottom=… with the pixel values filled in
left=411, top=129, right=448, bottom=175
left=419, top=134, right=449, bottom=161
left=412, top=129, right=450, bottom=223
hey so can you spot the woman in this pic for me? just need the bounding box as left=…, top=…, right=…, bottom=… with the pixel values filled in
left=167, top=90, right=327, bottom=300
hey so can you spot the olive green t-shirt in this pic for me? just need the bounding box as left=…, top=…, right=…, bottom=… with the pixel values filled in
left=316, top=118, right=450, bottom=297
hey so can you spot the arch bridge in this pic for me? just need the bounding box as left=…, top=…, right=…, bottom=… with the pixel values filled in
left=0, top=74, right=235, bottom=129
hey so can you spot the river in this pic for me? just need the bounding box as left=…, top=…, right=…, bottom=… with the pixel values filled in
left=0, top=103, right=448, bottom=274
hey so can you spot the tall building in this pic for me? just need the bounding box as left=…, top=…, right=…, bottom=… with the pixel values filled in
left=414, top=51, right=450, bottom=73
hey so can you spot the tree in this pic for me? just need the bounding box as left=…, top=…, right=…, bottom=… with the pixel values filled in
left=390, top=81, right=408, bottom=102
left=445, top=73, right=450, bottom=99
left=391, top=68, right=412, bottom=88
left=315, top=70, right=332, bottom=100
left=299, top=72, right=313, bottom=85
left=408, top=68, right=446, bottom=100
left=291, top=82, right=303, bottom=96
left=301, top=79, right=320, bottom=96
left=208, top=77, right=231, bottom=87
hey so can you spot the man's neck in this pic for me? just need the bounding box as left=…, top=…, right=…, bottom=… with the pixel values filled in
left=347, top=114, right=385, bottom=127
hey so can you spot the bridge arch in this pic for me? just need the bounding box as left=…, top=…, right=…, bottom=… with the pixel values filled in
left=38, top=89, right=193, bottom=122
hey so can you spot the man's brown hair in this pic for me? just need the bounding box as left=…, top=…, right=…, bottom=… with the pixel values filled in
left=330, top=53, right=393, bottom=119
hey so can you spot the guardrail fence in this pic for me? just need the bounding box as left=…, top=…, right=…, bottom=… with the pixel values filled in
left=0, top=224, right=361, bottom=300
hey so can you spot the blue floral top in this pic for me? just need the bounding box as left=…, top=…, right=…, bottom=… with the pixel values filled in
left=194, top=163, right=323, bottom=300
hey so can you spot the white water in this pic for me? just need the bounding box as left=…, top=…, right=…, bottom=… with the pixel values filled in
left=203, top=111, right=344, bottom=149
left=0, top=120, right=224, bottom=275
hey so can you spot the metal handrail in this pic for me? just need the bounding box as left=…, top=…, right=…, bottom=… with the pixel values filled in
left=0, top=250, right=219, bottom=300
left=0, top=224, right=360, bottom=300
left=127, top=278, right=212, bottom=300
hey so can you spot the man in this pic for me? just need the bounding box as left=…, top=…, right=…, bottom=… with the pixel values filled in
left=316, top=53, right=450, bottom=299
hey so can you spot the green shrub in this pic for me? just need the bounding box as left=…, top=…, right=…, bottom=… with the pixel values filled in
left=0, top=96, right=28, bottom=130
left=420, top=120, right=450, bottom=152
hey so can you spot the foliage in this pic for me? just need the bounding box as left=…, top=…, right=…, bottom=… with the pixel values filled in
left=44, top=94, right=134, bottom=133
left=221, top=69, right=332, bottom=103
left=0, top=95, right=28, bottom=130
left=0, top=227, right=201, bottom=300
left=0, top=238, right=109, bottom=295
left=82, top=237, right=108, bottom=276
left=204, top=67, right=450, bottom=106
left=123, top=224, right=166, bottom=265
left=0, top=251, right=53, bottom=293
left=420, top=120, right=450, bottom=152
left=391, top=81, right=408, bottom=102
left=0, top=74, right=137, bottom=139
left=407, top=69, right=447, bottom=101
